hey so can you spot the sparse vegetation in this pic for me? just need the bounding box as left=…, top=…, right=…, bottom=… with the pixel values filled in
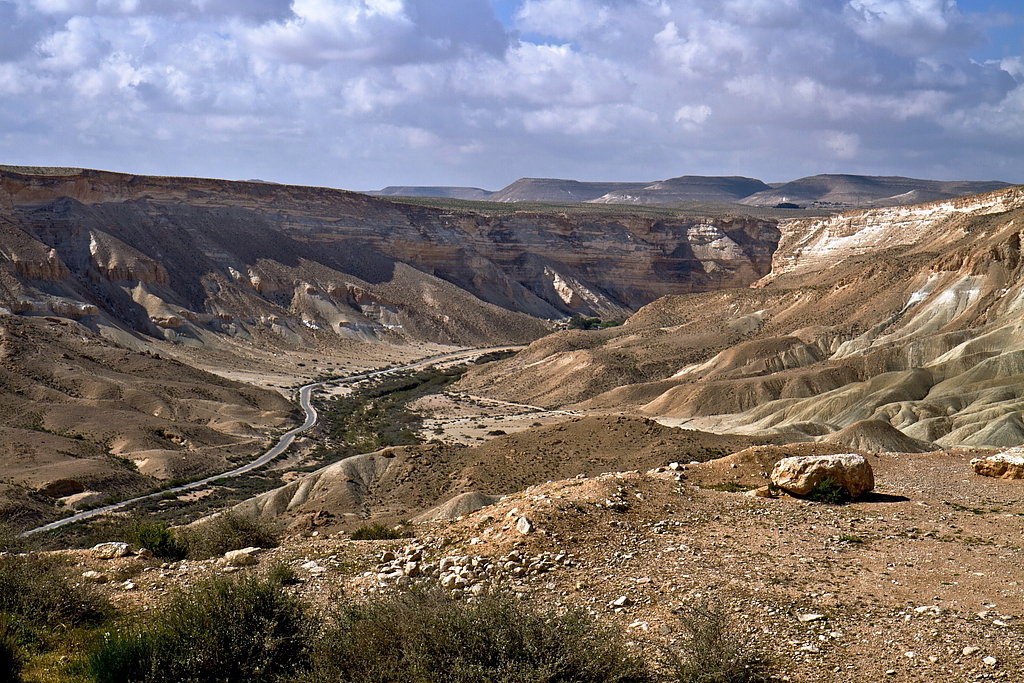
left=304, top=587, right=653, bottom=683
left=698, top=481, right=755, bottom=493
left=319, top=365, right=468, bottom=456
left=349, top=522, right=413, bottom=541
left=568, top=314, right=623, bottom=330
left=89, top=574, right=310, bottom=683
left=121, top=520, right=187, bottom=560
left=805, top=477, right=851, bottom=504
left=177, top=512, right=279, bottom=559
left=0, top=553, right=111, bottom=675
left=667, top=602, right=771, bottom=683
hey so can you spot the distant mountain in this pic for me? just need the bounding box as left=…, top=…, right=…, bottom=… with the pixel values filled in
left=364, top=174, right=1013, bottom=209
left=368, top=186, right=493, bottom=200
left=589, top=176, right=771, bottom=205
left=739, top=174, right=1012, bottom=208
left=487, top=178, right=652, bottom=203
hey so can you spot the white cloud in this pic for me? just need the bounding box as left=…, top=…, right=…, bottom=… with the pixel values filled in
left=0, top=0, right=1020, bottom=188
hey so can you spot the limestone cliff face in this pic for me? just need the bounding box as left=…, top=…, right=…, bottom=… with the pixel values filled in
left=0, top=168, right=779, bottom=346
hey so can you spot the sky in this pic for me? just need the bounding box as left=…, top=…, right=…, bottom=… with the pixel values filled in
left=1, top=0, right=1022, bottom=190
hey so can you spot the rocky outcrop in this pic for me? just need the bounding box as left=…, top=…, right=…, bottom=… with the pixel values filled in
left=770, top=454, right=875, bottom=499
left=972, top=450, right=1024, bottom=480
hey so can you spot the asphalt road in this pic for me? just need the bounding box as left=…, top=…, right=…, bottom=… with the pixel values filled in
left=21, top=346, right=520, bottom=537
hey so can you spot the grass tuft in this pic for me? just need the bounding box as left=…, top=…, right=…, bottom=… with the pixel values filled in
left=667, top=602, right=771, bottom=683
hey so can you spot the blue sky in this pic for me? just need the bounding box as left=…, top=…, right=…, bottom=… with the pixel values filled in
left=1, top=0, right=1022, bottom=189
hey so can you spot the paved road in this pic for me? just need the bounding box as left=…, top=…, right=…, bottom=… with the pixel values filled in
left=22, top=346, right=521, bottom=537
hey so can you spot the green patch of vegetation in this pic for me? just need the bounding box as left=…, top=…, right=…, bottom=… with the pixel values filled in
left=568, top=314, right=624, bottom=330
left=0, top=554, right=112, bottom=679
left=667, top=602, right=771, bottom=683
left=177, top=512, right=280, bottom=560
left=699, top=481, right=755, bottom=493
left=318, top=365, right=468, bottom=457
left=304, top=587, right=652, bottom=683
left=804, top=477, right=851, bottom=505
left=349, top=522, right=413, bottom=541
left=89, top=573, right=310, bottom=683
left=121, top=520, right=187, bottom=560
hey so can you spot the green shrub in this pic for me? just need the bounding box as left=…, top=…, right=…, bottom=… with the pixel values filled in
left=805, top=477, right=851, bottom=505
left=349, top=522, right=412, bottom=541
left=123, top=520, right=187, bottom=560
left=304, top=587, right=653, bottom=683
left=89, top=574, right=310, bottom=683
left=667, top=602, right=770, bottom=683
left=178, top=512, right=279, bottom=559
left=0, top=554, right=110, bottom=644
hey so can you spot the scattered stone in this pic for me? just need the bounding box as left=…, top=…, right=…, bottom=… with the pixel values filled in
left=81, top=570, right=108, bottom=583
left=91, top=541, right=131, bottom=559
left=771, top=454, right=874, bottom=499
left=610, top=595, right=631, bottom=608
left=746, top=485, right=776, bottom=498
left=797, top=613, right=826, bottom=623
left=983, top=656, right=998, bottom=667
left=515, top=517, right=534, bottom=534
left=963, top=647, right=980, bottom=656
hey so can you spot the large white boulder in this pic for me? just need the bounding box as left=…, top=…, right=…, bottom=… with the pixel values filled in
left=220, top=547, right=261, bottom=567
left=972, top=449, right=1024, bottom=480
left=91, top=542, right=131, bottom=559
left=770, top=454, right=874, bottom=499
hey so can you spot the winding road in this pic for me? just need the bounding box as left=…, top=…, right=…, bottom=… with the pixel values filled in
left=22, top=346, right=521, bottom=537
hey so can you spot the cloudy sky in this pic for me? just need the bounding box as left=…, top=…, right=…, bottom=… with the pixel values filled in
left=1, top=0, right=1022, bottom=190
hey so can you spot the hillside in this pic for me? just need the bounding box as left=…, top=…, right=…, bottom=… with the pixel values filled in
left=458, top=185, right=1024, bottom=449
left=589, top=175, right=771, bottom=205
left=367, top=185, right=493, bottom=200
left=487, top=177, right=652, bottom=202
left=740, top=174, right=1010, bottom=208
left=0, top=315, right=294, bottom=528
left=0, top=167, right=779, bottom=343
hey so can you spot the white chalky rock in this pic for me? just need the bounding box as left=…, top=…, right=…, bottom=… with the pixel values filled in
left=771, top=454, right=874, bottom=499
left=515, top=517, right=534, bottom=534
left=220, top=547, right=260, bottom=567
left=91, top=542, right=131, bottom=559
left=972, top=449, right=1024, bottom=480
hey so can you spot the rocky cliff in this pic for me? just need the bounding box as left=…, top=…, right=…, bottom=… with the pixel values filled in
left=0, top=167, right=780, bottom=347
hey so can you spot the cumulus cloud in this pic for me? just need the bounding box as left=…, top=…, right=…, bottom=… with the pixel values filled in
left=0, top=0, right=1020, bottom=188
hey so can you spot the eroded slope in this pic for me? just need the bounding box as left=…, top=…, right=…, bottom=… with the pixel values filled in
left=458, top=186, right=1024, bottom=448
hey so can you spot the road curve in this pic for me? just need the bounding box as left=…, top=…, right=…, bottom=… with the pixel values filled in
left=22, top=346, right=521, bottom=537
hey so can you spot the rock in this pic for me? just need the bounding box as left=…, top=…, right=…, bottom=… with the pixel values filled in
left=983, top=656, right=998, bottom=667
left=81, top=570, right=109, bottom=583
left=745, top=485, right=776, bottom=498
left=972, top=450, right=1024, bottom=480
left=136, top=548, right=154, bottom=560
left=221, top=547, right=260, bottom=567
left=91, top=542, right=131, bottom=559
left=610, top=595, right=631, bottom=607
left=797, top=613, right=825, bottom=623
left=770, top=454, right=874, bottom=499
left=963, top=646, right=980, bottom=656
left=515, top=517, right=534, bottom=534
